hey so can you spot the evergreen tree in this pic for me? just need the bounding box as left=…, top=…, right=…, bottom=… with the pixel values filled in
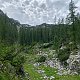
left=69, top=0, right=77, bottom=48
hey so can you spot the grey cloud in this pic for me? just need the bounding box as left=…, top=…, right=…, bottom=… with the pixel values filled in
left=15, top=0, right=19, bottom=2
left=0, top=0, right=80, bottom=25
left=40, top=3, right=47, bottom=10
left=24, top=0, right=31, bottom=5
left=32, top=0, right=39, bottom=8
left=0, top=0, right=11, bottom=3
left=53, top=1, right=67, bottom=11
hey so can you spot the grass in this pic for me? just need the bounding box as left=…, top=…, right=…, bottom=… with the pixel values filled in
left=24, top=54, right=80, bottom=80
left=56, top=75, right=80, bottom=80
left=24, top=64, right=43, bottom=80
left=0, top=44, right=79, bottom=80
left=24, top=63, right=80, bottom=80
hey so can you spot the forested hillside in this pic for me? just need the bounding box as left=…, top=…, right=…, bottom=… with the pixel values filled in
left=0, top=0, right=80, bottom=80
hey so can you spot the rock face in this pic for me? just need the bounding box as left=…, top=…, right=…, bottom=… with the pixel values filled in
left=33, top=63, right=40, bottom=67
left=33, top=44, right=80, bottom=76
left=0, top=10, right=3, bottom=15
left=67, top=51, right=80, bottom=74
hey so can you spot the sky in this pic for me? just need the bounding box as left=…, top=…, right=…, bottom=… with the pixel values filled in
left=0, top=0, right=80, bottom=25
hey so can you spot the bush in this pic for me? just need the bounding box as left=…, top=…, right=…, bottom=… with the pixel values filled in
left=11, top=54, right=25, bottom=67
left=57, top=48, right=70, bottom=62
left=37, top=56, right=46, bottom=62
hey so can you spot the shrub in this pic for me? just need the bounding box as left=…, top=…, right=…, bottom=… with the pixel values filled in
left=11, top=54, right=25, bottom=67
left=37, top=56, right=46, bottom=62
left=57, top=48, right=70, bottom=62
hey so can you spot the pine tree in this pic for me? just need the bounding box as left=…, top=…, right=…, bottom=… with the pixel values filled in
left=69, top=0, right=77, bottom=49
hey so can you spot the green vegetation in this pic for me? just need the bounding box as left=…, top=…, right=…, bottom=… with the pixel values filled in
left=36, top=56, right=46, bottom=62
left=57, top=48, right=71, bottom=62
left=24, top=54, right=80, bottom=80
left=0, top=44, right=26, bottom=80
left=0, top=0, right=80, bottom=80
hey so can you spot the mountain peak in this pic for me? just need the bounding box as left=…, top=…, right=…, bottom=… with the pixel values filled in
left=0, top=9, right=4, bottom=15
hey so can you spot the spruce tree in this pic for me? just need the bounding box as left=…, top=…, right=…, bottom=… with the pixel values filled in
left=69, top=0, right=77, bottom=49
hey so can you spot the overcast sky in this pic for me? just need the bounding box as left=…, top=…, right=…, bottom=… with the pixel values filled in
left=0, top=0, right=80, bottom=25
